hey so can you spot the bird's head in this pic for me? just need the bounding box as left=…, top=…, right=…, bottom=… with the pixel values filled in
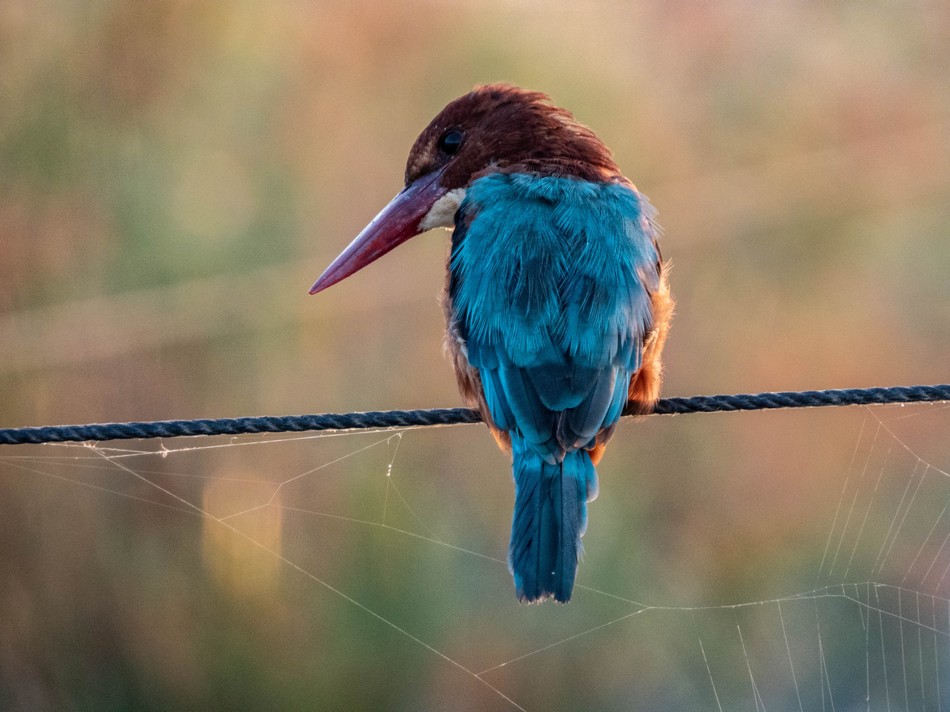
left=309, top=84, right=621, bottom=294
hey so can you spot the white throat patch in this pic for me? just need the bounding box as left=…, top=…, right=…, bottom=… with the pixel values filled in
left=419, top=188, right=466, bottom=231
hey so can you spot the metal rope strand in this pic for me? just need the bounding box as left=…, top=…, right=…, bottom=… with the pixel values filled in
left=1, top=384, right=949, bottom=446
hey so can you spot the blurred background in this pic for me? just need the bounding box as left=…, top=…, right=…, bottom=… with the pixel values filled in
left=2, top=0, right=950, bottom=709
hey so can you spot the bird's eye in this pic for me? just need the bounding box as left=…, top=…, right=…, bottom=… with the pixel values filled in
left=438, top=130, right=463, bottom=156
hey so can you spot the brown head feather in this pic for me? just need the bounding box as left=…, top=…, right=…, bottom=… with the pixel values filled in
left=405, top=84, right=622, bottom=190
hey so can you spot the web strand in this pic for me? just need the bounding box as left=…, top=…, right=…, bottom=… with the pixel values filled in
left=2, top=402, right=950, bottom=709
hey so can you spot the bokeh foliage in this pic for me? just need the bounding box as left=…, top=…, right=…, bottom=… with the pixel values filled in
left=2, top=1, right=950, bottom=709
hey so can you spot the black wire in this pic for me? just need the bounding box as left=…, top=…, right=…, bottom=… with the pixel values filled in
left=2, top=384, right=948, bottom=446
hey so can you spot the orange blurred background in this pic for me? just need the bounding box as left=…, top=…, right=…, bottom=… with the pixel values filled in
left=2, top=1, right=949, bottom=709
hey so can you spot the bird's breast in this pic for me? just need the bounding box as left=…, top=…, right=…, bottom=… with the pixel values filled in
left=420, top=187, right=467, bottom=231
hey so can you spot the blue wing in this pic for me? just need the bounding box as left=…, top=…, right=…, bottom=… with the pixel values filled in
left=449, top=173, right=661, bottom=602
left=449, top=173, right=660, bottom=462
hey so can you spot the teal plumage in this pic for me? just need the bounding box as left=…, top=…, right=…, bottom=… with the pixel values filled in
left=310, top=84, right=673, bottom=604
left=449, top=174, right=660, bottom=601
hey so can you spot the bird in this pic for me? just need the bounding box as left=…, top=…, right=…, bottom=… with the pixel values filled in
left=310, top=84, right=672, bottom=603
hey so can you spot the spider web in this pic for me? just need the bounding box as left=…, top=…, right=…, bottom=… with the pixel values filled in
left=1, top=403, right=949, bottom=710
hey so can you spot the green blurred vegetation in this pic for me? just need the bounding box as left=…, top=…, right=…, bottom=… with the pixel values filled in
left=2, top=1, right=950, bottom=709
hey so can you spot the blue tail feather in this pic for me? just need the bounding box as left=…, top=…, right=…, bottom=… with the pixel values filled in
left=508, top=438, right=598, bottom=603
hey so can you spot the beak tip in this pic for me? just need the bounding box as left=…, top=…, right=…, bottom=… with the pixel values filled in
left=309, top=269, right=340, bottom=295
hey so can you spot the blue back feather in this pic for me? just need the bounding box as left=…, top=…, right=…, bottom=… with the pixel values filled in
left=449, top=173, right=659, bottom=602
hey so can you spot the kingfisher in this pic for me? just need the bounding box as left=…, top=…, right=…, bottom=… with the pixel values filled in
left=310, top=84, right=672, bottom=603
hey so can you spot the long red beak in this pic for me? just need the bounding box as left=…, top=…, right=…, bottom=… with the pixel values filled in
left=309, top=168, right=448, bottom=295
